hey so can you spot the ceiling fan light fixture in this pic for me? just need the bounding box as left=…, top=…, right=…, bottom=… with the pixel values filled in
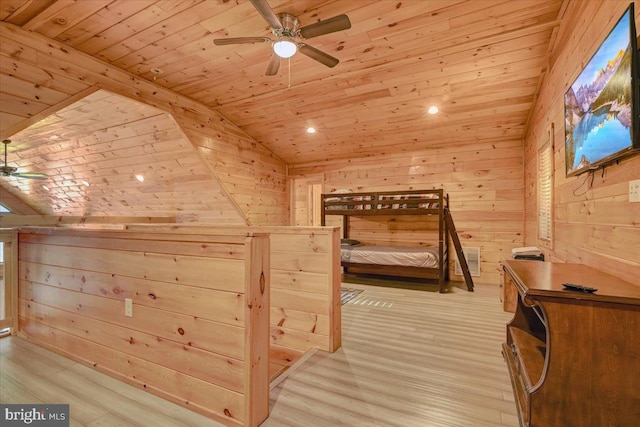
left=273, top=39, right=297, bottom=58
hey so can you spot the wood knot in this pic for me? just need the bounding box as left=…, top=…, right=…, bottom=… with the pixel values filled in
left=148, top=293, right=157, bottom=300
left=177, top=328, right=185, bottom=335
left=224, top=409, right=232, bottom=417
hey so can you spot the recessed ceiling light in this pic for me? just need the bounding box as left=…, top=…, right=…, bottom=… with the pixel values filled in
left=81, top=180, right=90, bottom=187
left=428, top=106, right=439, bottom=115
left=42, top=185, right=49, bottom=191
left=150, top=68, right=163, bottom=81
left=307, top=127, right=316, bottom=134
left=135, top=174, right=144, bottom=182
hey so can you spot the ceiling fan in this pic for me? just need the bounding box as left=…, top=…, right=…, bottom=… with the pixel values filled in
left=214, top=0, right=351, bottom=76
left=1, top=139, right=47, bottom=180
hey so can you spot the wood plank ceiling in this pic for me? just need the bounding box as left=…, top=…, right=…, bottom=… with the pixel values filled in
left=1, top=89, right=245, bottom=221
left=0, top=0, right=565, bottom=167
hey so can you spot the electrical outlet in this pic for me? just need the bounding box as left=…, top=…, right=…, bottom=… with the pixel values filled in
left=125, top=298, right=133, bottom=317
left=630, top=180, right=640, bottom=203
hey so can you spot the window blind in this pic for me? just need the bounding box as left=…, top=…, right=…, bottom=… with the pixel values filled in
left=538, top=141, right=552, bottom=242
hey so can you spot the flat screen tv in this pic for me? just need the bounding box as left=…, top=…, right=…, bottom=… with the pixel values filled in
left=564, top=3, right=639, bottom=177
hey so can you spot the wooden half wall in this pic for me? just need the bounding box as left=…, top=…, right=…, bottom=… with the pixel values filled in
left=124, top=224, right=342, bottom=355
left=17, top=228, right=270, bottom=427
left=268, top=227, right=341, bottom=353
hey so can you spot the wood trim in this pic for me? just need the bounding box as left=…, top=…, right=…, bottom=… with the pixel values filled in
left=243, top=234, right=270, bottom=427
left=0, top=215, right=176, bottom=227
left=9, top=232, right=17, bottom=334
left=328, top=228, right=341, bottom=352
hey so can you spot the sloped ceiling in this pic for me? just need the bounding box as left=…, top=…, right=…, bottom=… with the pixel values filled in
left=0, top=0, right=566, bottom=219
left=0, top=0, right=566, bottom=166
left=0, top=89, right=245, bottom=223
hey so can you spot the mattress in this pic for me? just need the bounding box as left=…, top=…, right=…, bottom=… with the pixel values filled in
left=341, top=245, right=439, bottom=268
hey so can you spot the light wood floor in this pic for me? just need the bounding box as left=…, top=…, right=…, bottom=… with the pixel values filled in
left=1, top=279, right=517, bottom=426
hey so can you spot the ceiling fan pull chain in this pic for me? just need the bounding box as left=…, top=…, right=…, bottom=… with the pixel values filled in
left=288, top=56, right=291, bottom=88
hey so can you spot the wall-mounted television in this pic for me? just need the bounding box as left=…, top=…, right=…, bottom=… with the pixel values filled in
left=564, top=3, right=639, bottom=177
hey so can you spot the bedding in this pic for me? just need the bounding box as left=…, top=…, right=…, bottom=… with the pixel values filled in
left=341, top=245, right=439, bottom=268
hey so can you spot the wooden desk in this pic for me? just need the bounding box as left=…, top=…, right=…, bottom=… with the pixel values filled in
left=501, top=260, right=640, bottom=427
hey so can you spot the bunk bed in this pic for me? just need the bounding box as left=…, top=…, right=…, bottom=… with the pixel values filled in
left=321, top=189, right=451, bottom=293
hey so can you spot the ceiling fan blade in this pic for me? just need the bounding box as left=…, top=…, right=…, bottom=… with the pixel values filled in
left=265, top=54, right=280, bottom=76
left=249, top=0, right=282, bottom=30
left=298, top=44, right=339, bottom=68
left=2, top=139, right=10, bottom=167
left=12, top=172, right=47, bottom=180
left=213, top=37, right=270, bottom=46
left=299, top=14, right=351, bottom=39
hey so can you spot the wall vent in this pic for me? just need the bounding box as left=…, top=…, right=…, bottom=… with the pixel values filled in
left=455, top=247, right=481, bottom=277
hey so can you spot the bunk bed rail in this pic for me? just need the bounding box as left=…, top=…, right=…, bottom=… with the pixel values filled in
left=322, top=189, right=445, bottom=216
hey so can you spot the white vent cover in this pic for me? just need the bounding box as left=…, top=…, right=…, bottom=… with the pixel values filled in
left=455, top=247, right=481, bottom=277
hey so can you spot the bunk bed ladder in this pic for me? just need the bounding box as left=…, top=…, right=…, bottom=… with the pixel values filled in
left=444, top=210, right=474, bottom=291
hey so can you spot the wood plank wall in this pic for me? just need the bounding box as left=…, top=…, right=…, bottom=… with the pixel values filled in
left=289, top=139, right=525, bottom=285
left=524, top=0, right=640, bottom=282
left=268, top=227, right=341, bottom=353
left=183, top=129, right=287, bottom=226
left=2, top=89, right=248, bottom=223
left=124, top=224, right=342, bottom=354
left=17, top=228, right=270, bottom=427
left=0, top=23, right=287, bottom=225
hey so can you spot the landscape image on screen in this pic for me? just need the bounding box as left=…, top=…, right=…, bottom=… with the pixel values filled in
left=564, top=8, right=634, bottom=176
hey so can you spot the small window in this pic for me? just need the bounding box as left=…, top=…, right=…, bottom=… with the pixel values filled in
left=0, top=204, right=9, bottom=213
left=538, top=127, right=554, bottom=244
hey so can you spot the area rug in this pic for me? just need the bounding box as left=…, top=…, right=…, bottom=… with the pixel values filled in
left=341, top=287, right=364, bottom=305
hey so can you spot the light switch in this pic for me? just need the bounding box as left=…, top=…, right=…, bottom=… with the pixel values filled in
left=125, top=298, right=133, bottom=317
left=630, top=180, right=640, bottom=203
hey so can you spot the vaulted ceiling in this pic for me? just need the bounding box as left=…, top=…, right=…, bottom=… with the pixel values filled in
left=1, top=0, right=565, bottom=163
left=0, top=0, right=566, bottom=217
